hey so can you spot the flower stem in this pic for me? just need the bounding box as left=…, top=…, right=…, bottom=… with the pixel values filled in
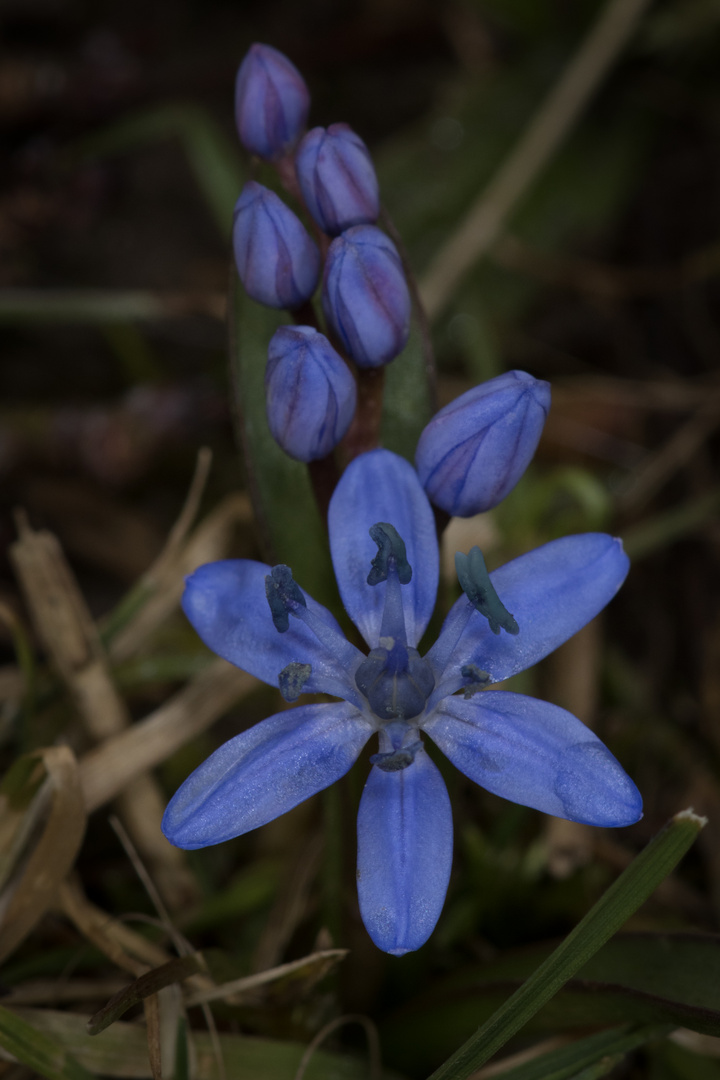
left=341, top=367, right=385, bottom=461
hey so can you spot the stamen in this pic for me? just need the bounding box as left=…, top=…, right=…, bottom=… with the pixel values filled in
left=278, top=662, right=312, bottom=702
left=264, top=564, right=365, bottom=690
left=455, top=547, right=519, bottom=636
left=370, top=739, right=422, bottom=772
left=367, top=523, right=412, bottom=586
left=461, top=664, right=490, bottom=699
left=265, top=565, right=306, bottom=633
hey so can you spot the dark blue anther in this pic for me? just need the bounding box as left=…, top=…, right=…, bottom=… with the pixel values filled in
left=455, top=547, right=519, bottom=636
left=265, top=565, right=307, bottom=633
left=370, top=739, right=422, bottom=772
left=461, top=664, right=491, bottom=699
left=278, top=662, right=312, bottom=702
left=367, top=522, right=412, bottom=586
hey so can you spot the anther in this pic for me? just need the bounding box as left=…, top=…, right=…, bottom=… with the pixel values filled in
left=278, top=662, right=312, bottom=702
left=265, top=565, right=306, bottom=633
left=461, top=664, right=491, bottom=698
left=455, top=547, right=519, bottom=636
left=367, top=523, right=412, bottom=586
left=370, top=739, right=422, bottom=772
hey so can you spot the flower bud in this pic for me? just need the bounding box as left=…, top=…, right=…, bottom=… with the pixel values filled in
left=266, top=325, right=357, bottom=461
left=415, top=371, right=551, bottom=516
left=295, top=123, right=380, bottom=236
left=233, top=181, right=321, bottom=310
left=235, top=43, right=310, bottom=160
left=322, top=225, right=410, bottom=368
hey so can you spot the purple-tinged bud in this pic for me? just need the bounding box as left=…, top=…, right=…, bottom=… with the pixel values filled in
left=322, top=225, right=411, bottom=368
left=266, top=326, right=357, bottom=461
left=415, top=371, right=551, bottom=516
left=235, top=44, right=310, bottom=160
left=233, top=181, right=321, bottom=310
left=295, top=123, right=380, bottom=236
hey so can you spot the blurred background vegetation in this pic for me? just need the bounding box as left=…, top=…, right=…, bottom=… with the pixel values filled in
left=1, top=0, right=720, bottom=1077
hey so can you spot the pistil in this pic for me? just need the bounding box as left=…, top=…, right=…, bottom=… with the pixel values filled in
left=354, top=523, right=435, bottom=723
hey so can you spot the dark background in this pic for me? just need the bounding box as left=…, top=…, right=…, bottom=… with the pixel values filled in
left=1, top=0, right=720, bottom=1074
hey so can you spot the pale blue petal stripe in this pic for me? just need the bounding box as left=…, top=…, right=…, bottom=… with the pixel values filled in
left=328, top=449, right=439, bottom=649
left=428, top=534, right=629, bottom=684
left=182, top=560, right=363, bottom=701
left=424, top=691, right=642, bottom=826
left=356, top=745, right=453, bottom=955
left=163, top=701, right=373, bottom=848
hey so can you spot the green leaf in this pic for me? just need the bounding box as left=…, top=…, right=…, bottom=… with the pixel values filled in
left=5, top=1008, right=399, bottom=1080
left=484, top=1024, right=671, bottom=1080
left=0, top=1006, right=95, bottom=1080
left=386, top=931, right=720, bottom=1076
left=228, top=273, right=336, bottom=607
left=426, top=810, right=705, bottom=1080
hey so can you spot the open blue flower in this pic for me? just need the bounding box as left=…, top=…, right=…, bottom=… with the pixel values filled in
left=163, top=450, right=641, bottom=955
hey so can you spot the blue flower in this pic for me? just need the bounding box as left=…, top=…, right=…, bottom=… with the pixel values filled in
left=163, top=450, right=641, bottom=955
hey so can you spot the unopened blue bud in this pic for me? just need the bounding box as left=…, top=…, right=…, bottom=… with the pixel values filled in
left=322, top=225, right=410, bottom=368
left=295, top=123, right=380, bottom=236
left=233, top=182, right=321, bottom=310
left=235, top=44, right=310, bottom=160
left=415, top=370, right=551, bottom=516
left=265, top=326, right=357, bottom=461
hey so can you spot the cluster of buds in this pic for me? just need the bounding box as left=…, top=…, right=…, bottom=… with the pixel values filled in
left=233, top=43, right=410, bottom=464
left=232, top=43, right=550, bottom=516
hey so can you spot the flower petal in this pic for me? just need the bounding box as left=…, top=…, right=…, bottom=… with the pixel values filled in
left=356, top=745, right=453, bottom=955
left=428, top=534, right=629, bottom=683
left=163, top=701, right=373, bottom=848
left=182, top=560, right=363, bottom=701
left=328, top=449, right=439, bottom=649
left=424, top=691, right=642, bottom=826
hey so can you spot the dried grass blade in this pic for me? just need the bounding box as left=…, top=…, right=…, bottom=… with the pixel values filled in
left=10, top=516, right=194, bottom=909
left=185, top=949, right=348, bottom=1008
left=88, top=955, right=203, bottom=1035
left=79, top=661, right=256, bottom=813
left=143, top=993, right=163, bottom=1080
left=0, top=747, right=86, bottom=965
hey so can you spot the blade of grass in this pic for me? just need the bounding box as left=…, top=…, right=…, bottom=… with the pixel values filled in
left=0, top=1006, right=94, bottom=1080
left=476, top=1024, right=671, bottom=1080
left=428, top=809, right=705, bottom=1080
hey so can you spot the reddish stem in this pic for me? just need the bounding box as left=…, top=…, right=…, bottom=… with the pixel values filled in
left=341, top=366, right=385, bottom=463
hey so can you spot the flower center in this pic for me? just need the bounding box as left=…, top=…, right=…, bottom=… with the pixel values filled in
left=354, top=523, right=435, bottom=722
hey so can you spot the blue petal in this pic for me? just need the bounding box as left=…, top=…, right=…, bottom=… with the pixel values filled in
left=356, top=746, right=453, bottom=955
left=182, top=560, right=363, bottom=701
left=328, top=450, right=439, bottom=649
left=424, top=691, right=642, bottom=826
left=428, top=534, right=629, bottom=684
left=163, top=701, right=372, bottom=848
